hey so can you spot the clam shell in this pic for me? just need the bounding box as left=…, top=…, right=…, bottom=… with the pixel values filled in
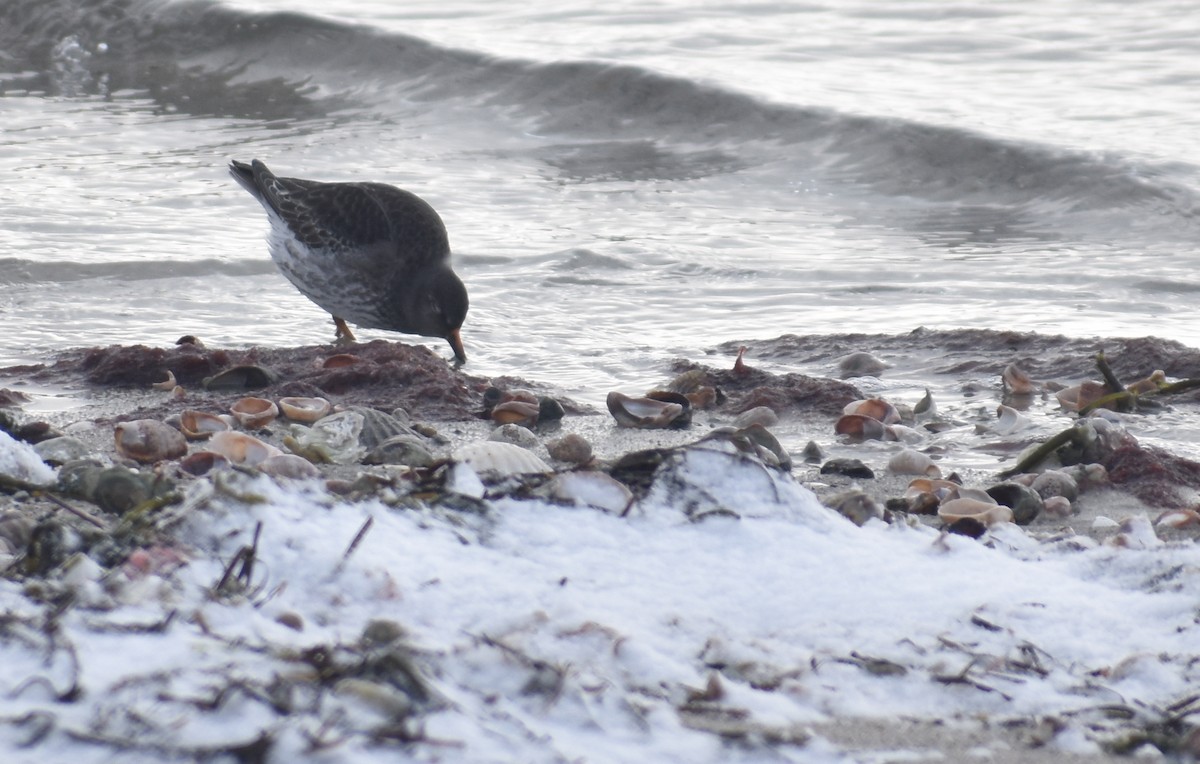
left=904, top=477, right=962, bottom=502
left=179, top=409, right=232, bottom=440
left=1055, top=381, right=1107, bottom=412
left=491, top=400, right=540, bottom=426
left=363, top=434, right=435, bottom=467
left=452, top=441, right=551, bottom=477
left=937, top=497, right=1013, bottom=526
left=1002, top=363, right=1038, bottom=395
left=208, top=431, right=283, bottom=466
left=834, top=414, right=895, bottom=441
left=349, top=407, right=412, bottom=450
left=844, top=398, right=900, bottom=425
left=259, top=453, right=322, bottom=480
left=279, top=396, right=332, bottom=423
left=606, top=391, right=687, bottom=429
left=179, top=451, right=230, bottom=476
left=887, top=449, right=940, bottom=477
left=230, top=397, right=279, bottom=429
left=549, top=471, right=633, bottom=513
left=114, top=420, right=187, bottom=464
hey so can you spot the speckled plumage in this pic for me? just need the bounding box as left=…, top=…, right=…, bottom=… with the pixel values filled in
left=229, top=159, right=469, bottom=362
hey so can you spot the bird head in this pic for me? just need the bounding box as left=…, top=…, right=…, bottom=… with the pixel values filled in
left=404, top=265, right=469, bottom=364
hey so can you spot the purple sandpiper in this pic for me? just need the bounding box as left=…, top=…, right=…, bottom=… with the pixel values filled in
left=229, top=159, right=469, bottom=363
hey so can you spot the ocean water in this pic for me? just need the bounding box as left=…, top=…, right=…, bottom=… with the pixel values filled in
left=3, top=0, right=1200, bottom=404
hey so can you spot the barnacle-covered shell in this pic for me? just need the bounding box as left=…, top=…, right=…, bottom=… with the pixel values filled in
left=606, top=391, right=688, bottom=429
left=208, top=431, right=283, bottom=466
left=230, top=397, right=279, bottom=429
left=279, top=396, right=332, bottom=423
left=451, top=441, right=551, bottom=477
left=114, top=420, right=187, bottom=464
left=937, top=497, right=1013, bottom=526
left=179, top=409, right=232, bottom=440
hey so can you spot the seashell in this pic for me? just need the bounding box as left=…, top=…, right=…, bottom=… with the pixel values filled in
left=737, top=423, right=792, bottom=470
left=322, top=353, right=360, bottom=368
left=646, top=391, right=693, bottom=427
left=230, top=397, right=279, bottom=429
left=834, top=414, right=895, bottom=441
left=838, top=351, right=888, bottom=379
left=826, top=490, right=884, bottom=527
left=537, top=396, right=566, bottom=422
left=684, top=386, right=719, bottom=409
left=259, top=453, right=322, bottom=480
left=451, top=441, right=551, bottom=477
left=208, top=431, right=283, bottom=466
left=1127, top=370, right=1166, bottom=395
left=547, top=433, right=593, bottom=465
left=548, top=471, right=633, bottom=513
left=179, top=409, right=232, bottom=440
left=733, top=406, right=779, bottom=429
left=1042, top=495, right=1073, bottom=518
left=844, top=398, right=900, bottom=425
left=488, top=423, right=539, bottom=450
left=491, top=400, right=540, bottom=427
left=1002, top=363, right=1038, bottom=395
left=151, top=370, right=177, bottom=391
left=1055, top=381, right=1108, bottom=412
left=913, top=388, right=936, bottom=420
left=363, top=434, right=435, bottom=467
left=904, top=477, right=962, bottom=502
left=887, top=449, right=940, bottom=477
left=179, top=451, right=230, bottom=476
left=606, top=391, right=688, bottom=429
left=202, top=365, right=276, bottom=391
left=348, top=407, right=412, bottom=450
left=991, top=404, right=1029, bottom=435
left=1154, top=508, right=1200, bottom=529
left=985, top=481, right=1043, bottom=525
left=279, top=396, right=332, bottom=423
left=937, top=497, right=1013, bottom=526
left=114, top=419, right=187, bottom=464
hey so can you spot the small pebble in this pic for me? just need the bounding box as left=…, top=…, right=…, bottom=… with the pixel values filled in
left=547, top=433, right=593, bottom=465
left=489, top=423, right=539, bottom=450
left=819, top=458, right=875, bottom=480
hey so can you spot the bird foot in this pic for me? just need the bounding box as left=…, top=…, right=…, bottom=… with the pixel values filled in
left=332, top=317, right=357, bottom=345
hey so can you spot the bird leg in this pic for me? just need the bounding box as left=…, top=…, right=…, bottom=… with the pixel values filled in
left=332, top=316, right=357, bottom=345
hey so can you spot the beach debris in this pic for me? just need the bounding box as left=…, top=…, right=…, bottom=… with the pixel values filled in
left=606, top=391, right=690, bottom=429
left=548, top=471, right=633, bottom=513
left=285, top=410, right=366, bottom=464
left=546, top=433, right=593, bottom=465
left=114, top=419, right=187, bottom=464
left=826, top=489, right=884, bottom=526
left=178, top=409, right=233, bottom=440
left=838, top=351, right=888, bottom=379
left=278, top=396, right=332, bottom=422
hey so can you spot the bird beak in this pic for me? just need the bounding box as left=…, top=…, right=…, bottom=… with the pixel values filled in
left=448, top=328, right=467, bottom=365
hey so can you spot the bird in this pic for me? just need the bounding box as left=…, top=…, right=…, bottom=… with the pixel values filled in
left=228, top=159, right=469, bottom=364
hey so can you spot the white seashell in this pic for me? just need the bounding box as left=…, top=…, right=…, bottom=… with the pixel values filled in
left=208, top=431, right=283, bottom=466
left=992, top=404, right=1029, bottom=435
left=114, top=420, right=187, bottom=464
left=278, top=396, right=332, bottom=422
left=451, top=441, right=551, bottom=477
left=937, top=497, right=1013, bottom=526
left=1155, top=509, right=1200, bottom=529
left=259, top=453, right=322, bottom=480
left=230, top=397, right=279, bottom=429
left=549, top=471, right=633, bottom=513
left=887, top=448, right=940, bottom=477
left=606, top=392, right=686, bottom=429
left=179, top=409, right=232, bottom=440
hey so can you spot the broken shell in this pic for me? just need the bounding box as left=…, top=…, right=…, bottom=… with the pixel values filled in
left=179, top=451, right=230, bottom=476
left=179, top=409, right=232, bottom=440
left=208, top=431, right=283, bottom=466
left=202, top=365, right=276, bottom=391
left=1002, top=363, right=1039, bottom=395
left=549, top=471, right=633, bottom=513
left=491, top=400, right=540, bottom=427
left=1055, top=381, right=1108, bottom=412
left=904, top=478, right=962, bottom=502
left=286, top=411, right=366, bottom=464
left=451, top=441, right=551, bottom=477
left=992, top=404, right=1029, bottom=435
left=844, top=398, right=900, bottom=425
left=834, top=414, right=895, bottom=441
left=151, top=370, right=177, bottom=391
left=350, top=407, right=411, bottom=450
left=278, top=396, right=332, bottom=423
left=230, top=397, right=279, bottom=429
left=887, top=449, right=940, bottom=477
left=114, top=419, right=187, bottom=464
left=1155, top=508, right=1200, bottom=529
left=259, top=453, right=322, bottom=480
left=937, top=497, right=1013, bottom=526
left=606, top=391, right=688, bottom=429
